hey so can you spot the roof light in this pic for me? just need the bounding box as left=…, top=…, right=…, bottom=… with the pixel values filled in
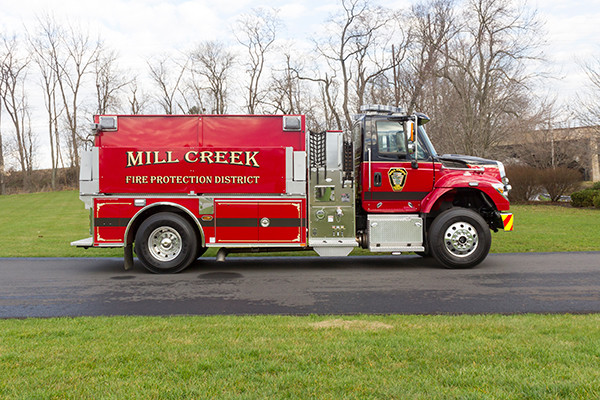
left=91, top=116, right=118, bottom=133
left=359, top=104, right=406, bottom=115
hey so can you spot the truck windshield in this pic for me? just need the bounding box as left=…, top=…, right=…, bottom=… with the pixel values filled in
left=418, top=126, right=437, bottom=159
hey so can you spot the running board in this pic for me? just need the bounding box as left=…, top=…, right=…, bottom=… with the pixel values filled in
left=71, top=237, right=93, bottom=248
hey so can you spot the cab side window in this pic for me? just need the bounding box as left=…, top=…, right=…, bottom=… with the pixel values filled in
left=375, top=120, right=407, bottom=159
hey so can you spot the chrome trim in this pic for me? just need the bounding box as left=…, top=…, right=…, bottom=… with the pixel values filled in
left=70, top=237, right=94, bottom=247
left=206, top=243, right=306, bottom=248
left=148, top=226, right=182, bottom=261
left=95, top=243, right=124, bottom=248
left=441, top=166, right=486, bottom=172
left=91, top=193, right=302, bottom=199
left=443, top=221, right=479, bottom=258
left=497, top=161, right=511, bottom=196
left=260, top=217, right=271, bottom=227
left=124, top=202, right=205, bottom=247
left=368, top=147, right=372, bottom=191
left=497, top=161, right=507, bottom=179
left=414, top=115, right=419, bottom=163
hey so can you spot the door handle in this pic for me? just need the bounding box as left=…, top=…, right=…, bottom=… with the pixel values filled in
left=374, top=172, right=382, bottom=187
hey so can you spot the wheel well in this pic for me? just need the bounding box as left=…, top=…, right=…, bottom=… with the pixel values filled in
left=125, top=204, right=204, bottom=247
left=426, top=188, right=501, bottom=231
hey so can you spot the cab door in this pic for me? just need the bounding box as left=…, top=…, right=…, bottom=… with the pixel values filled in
left=361, top=118, right=435, bottom=213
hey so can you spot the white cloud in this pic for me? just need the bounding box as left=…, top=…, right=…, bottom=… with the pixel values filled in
left=534, top=0, right=600, bottom=107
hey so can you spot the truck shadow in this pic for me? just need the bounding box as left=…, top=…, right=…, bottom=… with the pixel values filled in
left=84, top=255, right=444, bottom=276
left=184, top=255, right=443, bottom=273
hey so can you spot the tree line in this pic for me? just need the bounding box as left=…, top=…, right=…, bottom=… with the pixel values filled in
left=0, top=0, right=597, bottom=194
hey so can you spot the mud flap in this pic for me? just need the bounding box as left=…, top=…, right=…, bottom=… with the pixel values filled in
left=124, top=244, right=134, bottom=270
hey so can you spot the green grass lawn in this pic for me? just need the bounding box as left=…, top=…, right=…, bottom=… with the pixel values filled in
left=0, top=190, right=121, bottom=257
left=1, top=314, right=599, bottom=399
left=2, top=192, right=600, bottom=398
left=0, top=190, right=599, bottom=257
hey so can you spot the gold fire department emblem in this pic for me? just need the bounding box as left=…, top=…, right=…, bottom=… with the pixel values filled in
left=388, top=168, right=407, bottom=192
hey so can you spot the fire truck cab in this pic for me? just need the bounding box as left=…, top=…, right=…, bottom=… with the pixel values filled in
left=72, top=105, right=512, bottom=273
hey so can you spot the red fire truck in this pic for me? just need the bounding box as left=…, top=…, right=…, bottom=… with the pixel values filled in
left=72, top=105, right=513, bottom=273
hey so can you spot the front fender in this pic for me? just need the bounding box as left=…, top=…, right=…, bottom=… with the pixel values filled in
left=422, top=174, right=510, bottom=214
left=421, top=187, right=453, bottom=214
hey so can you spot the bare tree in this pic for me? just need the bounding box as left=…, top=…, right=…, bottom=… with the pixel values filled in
left=125, top=77, right=150, bottom=115
left=577, top=54, right=600, bottom=181
left=39, top=16, right=103, bottom=169
left=28, top=19, right=65, bottom=189
left=403, top=0, right=457, bottom=113
left=179, top=72, right=207, bottom=115
left=437, top=0, right=543, bottom=157
left=351, top=10, right=404, bottom=113
left=235, top=7, right=280, bottom=114
left=147, top=55, right=189, bottom=114
left=0, top=35, right=35, bottom=188
left=296, top=68, right=343, bottom=131
left=506, top=101, right=592, bottom=178
left=95, top=48, right=130, bottom=114
left=0, top=46, right=6, bottom=194
left=190, top=41, right=235, bottom=114
left=316, top=0, right=401, bottom=129
left=267, top=53, right=297, bottom=114
left=266, top=52, right=308, bottom=114
left=578, top=55, right=600, bottom=129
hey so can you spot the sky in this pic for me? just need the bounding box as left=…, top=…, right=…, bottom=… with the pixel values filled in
left=0, top=0, right=599, bottom=169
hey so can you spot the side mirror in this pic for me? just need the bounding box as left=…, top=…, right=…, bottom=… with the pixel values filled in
left=416, top=113, right=430, bottom=125
left=407, top=117, right=419, bottom=169
left=406, top=121, right=415, bottom=142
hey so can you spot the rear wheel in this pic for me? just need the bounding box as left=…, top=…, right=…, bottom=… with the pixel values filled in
left=428, top=208, right=491, bottom=269
left=135, top=212, right=198, bottom=274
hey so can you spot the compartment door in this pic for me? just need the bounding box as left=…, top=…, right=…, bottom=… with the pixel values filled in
left=214, top=201, right=258, bottom=243
left=258, top=201, right=304, bottom=244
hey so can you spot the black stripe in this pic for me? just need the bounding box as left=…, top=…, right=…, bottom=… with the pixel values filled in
left=216, top=218, right=257, bottom=228
left=214, top=218, right=303, bottom=228
left=95, top=217, right=130, bottom=227
left=364, top=191, right=429, bottom=201
left=266, top=218, right=303, bottom=228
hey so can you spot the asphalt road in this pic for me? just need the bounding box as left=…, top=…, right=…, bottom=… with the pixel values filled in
left=1, top=252, right=599, bottom=318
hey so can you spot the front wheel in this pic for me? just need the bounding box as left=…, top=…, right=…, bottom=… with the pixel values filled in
left=135, top=212, right=198, bottom=274
left=428, top=208, right=491, bottom=269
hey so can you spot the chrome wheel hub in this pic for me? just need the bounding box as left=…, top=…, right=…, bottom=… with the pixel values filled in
left=444, top=221, right=478, bottom=257
left=148, top=226, right=182, bottom=261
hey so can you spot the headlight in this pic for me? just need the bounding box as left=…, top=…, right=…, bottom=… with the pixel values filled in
left=492, top=182, right=509, bottom=199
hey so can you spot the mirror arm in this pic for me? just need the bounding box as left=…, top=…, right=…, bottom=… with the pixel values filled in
left=412, top=115, right=419, bottom=169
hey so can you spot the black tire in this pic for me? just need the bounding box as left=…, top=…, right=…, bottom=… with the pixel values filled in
left=135, top=212, right=198, bottom=274
left=428, top=208, right=491, bottom=269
